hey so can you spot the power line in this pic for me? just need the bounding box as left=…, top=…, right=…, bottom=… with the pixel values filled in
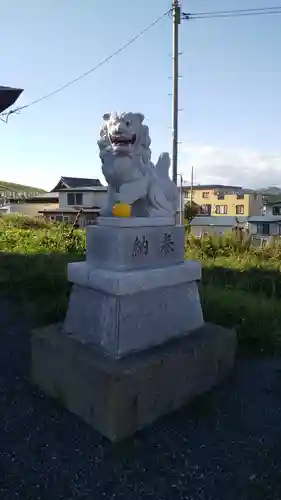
left=190, top=10, right=281, bottom=20
left=1, top=9, right=170, bottom=122
left=187, top=6, right=281, bottom=16
left=183, top=6, right=281, bottom=20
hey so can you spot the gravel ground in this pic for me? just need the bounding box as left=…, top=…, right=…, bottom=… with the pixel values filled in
left=1, top=300, right=281, bottom=499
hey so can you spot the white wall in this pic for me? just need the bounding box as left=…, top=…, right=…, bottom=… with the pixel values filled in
left=8, top=203, right=58, bottom=217
left=265, top=206, right=273, bottom=216
left=249, top=223, right=257, bottom=235
left=0, top=205, right=10, bottom=214
left=59, top=191, right=107, bottom=209
left=190, top=225, right=233, bottom=237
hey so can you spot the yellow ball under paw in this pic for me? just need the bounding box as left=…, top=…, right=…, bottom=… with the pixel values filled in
left=112, top=203, right=132, bottom=217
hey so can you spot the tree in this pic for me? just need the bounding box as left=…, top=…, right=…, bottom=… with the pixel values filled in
left=184, top=202, right=198, bottom=223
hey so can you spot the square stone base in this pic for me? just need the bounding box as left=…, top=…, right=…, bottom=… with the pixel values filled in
left=64, top=280, right=204, bottom=358
left=31, top=323, right=236, bottom=442
left=64, top=260, right=203, bottom=358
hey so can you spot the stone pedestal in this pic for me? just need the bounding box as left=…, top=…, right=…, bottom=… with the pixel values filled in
left=30, top=216, right=237, bottom=442
left=63, top=217, right=204, bottom=358
left=31, top=322, right=236, bottom=442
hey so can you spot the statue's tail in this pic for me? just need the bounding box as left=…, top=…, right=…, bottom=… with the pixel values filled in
left=149, top=152, right=179, bottom=214
left=154, top=152, right=171, bottom=179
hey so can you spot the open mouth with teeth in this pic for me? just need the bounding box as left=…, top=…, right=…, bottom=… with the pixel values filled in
left=110, top=134, right=136, bottom=146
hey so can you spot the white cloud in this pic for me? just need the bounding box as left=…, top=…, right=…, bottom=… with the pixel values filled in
left=178, top=144, right=281, bottom=189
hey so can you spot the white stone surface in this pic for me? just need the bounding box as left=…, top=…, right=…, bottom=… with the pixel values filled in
left=64, top=279, right=204, bottom=358
left=86, top=224, right=184, bottom=271
left=67, top=260, right=201, bottom=296
left=97, top=112, right=179, bottom=218
left=98, top=216, right=175, bottom=227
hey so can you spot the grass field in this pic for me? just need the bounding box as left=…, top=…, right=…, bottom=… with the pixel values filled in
left=1, top=214, right=281, bottom=356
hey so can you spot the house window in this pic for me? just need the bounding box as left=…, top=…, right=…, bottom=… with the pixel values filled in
left=202, top=191, right=209, bottom=199
left=273, top=206, right=281, bottom=216
left=215, top=205, right=228, bottom=214
left=236, top=205, right=244, bottom=215
left=63, top=216, right=69, bottom=223
left=199, top=204, right=211, bottom=215
left=67, top=192, right=83, bottom=205
left=55, top=215, right=63, bottom=221
left=217, top=193, right=225, bottom=200
left=236, top=193, right=244, bottom=200
left=257, top=223, right=270, bottom=235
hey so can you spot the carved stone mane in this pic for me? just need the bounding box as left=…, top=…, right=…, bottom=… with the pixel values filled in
left=98, top=112, right=152, bottom=167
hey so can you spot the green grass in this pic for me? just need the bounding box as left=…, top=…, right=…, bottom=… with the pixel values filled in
left=201, top=286, right=281, bottom=356
left=0, top=180, right=46, bottom=194
left=0, top=214, right=85, bottom=323
left=1, top=215, right=281, bottom=356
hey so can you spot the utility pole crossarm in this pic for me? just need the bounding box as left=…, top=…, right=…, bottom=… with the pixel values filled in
left=172, top=0, right=181, bottom=185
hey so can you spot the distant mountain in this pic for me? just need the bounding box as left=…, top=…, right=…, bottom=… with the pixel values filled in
left=259, top=186, right=281, bottom=195
left=0, top=180, right=46, bottom=195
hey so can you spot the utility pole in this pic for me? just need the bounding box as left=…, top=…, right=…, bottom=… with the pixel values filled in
left=172, top=0, right=180, bottom=184
left=176, top=173, right=183, bottom=225
left=190, top=166, right=194, bottom=206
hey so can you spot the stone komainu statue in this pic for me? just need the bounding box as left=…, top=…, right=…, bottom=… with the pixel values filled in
left=98, top=112, right=179, bottom=217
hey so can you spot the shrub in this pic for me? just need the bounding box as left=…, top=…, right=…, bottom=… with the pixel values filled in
left=0, top=220, right=85, bottom=255
left=0, top=213, right=52, bottom=229
left=2, top=215, right=281, bottom=355
left=185, top=231, right=281, bottom=262
left=183, top=202, right=198, bottom=223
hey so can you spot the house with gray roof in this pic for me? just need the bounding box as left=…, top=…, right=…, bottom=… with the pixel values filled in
left=247, top=215, right=281, bottom=243
left=40, top=176, right=107, bottom=226
left=189, top=215, right=248, bottom=237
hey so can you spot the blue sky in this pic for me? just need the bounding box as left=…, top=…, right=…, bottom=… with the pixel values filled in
left=1, top=0, right=281, bottom=190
